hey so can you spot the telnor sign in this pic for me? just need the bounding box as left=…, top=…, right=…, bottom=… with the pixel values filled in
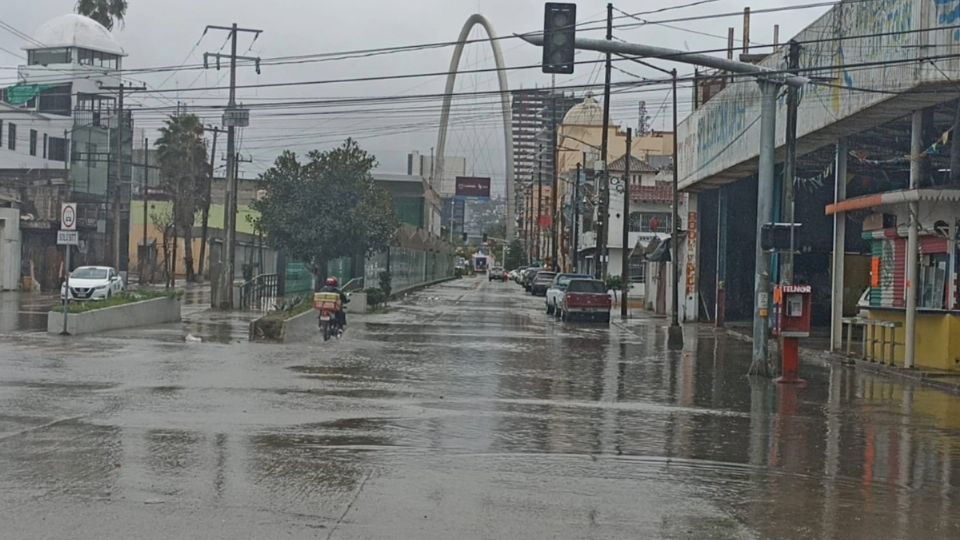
left=455, top=176, right=491, bottom=198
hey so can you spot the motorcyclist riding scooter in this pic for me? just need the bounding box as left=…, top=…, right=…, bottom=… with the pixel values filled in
left=318, top=277, right=348, bottom=331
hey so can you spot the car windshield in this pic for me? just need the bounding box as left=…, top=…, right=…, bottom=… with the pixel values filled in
left=534, top=273, right=556, bottom=282
left=71, top=268, right=108, bottom=280
left=567, top=280, right=606, bottom=294
left=556, top=274, right=590, bottom=288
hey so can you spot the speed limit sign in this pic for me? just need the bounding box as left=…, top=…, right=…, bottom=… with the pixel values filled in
left=61, top=203, right=76, bottom=231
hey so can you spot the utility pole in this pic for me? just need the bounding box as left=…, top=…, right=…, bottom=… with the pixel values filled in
left=572, top=161, right=581, bottom=273
left=536, top=143, right=543, bottom=263
left=98, top=81, right=146, bottom=272
left=204, top=23, right=262, bottom=309
left=782, top=41, right=801, bottom=285
left=550, top=85, right=560, bottom=271
left=527, top=184, right=535, bottom=263
left=140, top=137, right=149, bottom=285
left=597, top=2, right=614, bottom=279
left=199, top=125, right=224, bottom=280
left=668, top=69, right=684, bottom=350
left=621, top=127, right=632, bottom=320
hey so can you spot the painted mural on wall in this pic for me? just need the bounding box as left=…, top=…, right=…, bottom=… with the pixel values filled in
left=678, top=0, right=960, bottom=188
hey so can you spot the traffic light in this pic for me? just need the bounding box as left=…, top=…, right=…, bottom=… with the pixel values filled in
left=482, top=233, right=488, bottom=243
left=542, top=3, right=576, bottom=74
left=462, top=232, right=468, bottom=242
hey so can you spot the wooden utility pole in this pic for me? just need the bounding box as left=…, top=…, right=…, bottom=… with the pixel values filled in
left=668, top=70, right=684, bottom=350
left=198, top=125, right=224, bottom=280
left=597, top=2, right=614, bottom=279
left=620, top=128, right=632, bottom=320
left=782, top=41, right=801, bottom=285
left=572, top=161, right=581, bottom=273
left=204, top=23, right=262, bottom=309
left=550, top=87, right=560, bottom=271
left=140, top=137, right=149, bottom=284
left=98, top=81, right=146, bottom=272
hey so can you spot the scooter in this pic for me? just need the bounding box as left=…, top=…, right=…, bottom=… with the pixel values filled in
left=315, top=292, right=345, bottom=341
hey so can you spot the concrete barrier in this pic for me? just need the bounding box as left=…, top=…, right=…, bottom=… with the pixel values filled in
left=249, top=308, right=318, bottom=343
left=47, top=297, right=181, bottom=335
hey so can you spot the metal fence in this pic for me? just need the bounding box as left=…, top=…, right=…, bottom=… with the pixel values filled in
left=239, top=273, right=279, bottom=311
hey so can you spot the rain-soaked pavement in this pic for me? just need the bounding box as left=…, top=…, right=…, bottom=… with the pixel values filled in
left=0, top=277, right=959, bottom=539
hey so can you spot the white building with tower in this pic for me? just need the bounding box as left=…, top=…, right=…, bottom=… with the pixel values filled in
left=0, top=14, right=129, bottom=290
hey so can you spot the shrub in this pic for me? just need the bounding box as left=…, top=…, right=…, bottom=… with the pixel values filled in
left=365, top=287, right=386, bottom=307
left=378, top=271, right=392, bottom=298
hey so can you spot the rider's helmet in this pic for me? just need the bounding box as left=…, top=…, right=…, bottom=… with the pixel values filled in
left=325, top=277, right=339, bottom=287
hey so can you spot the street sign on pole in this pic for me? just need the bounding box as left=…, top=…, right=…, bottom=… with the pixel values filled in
left=57, top=230, right=79, bottom=246
left=61, top=203, right=77, bottom=231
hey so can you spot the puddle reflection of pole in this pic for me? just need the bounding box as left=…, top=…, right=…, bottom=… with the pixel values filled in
left=896, top=386, right=914, bottom=539
left=820, top=366, right=843, bottom=538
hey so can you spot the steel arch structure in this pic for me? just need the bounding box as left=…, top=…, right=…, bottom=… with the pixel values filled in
left=434, top=14, right=515, bottom=240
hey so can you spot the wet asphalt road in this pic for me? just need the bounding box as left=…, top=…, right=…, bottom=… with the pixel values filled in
left=1, top=277, right=959, bottom=539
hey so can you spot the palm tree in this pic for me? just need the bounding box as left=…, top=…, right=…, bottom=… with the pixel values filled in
left=76, top=0, right=128, bottom=31
left=156, top=114, right=208, bottom=283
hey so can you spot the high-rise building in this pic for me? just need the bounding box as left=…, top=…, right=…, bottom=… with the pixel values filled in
left=510, top=89, right=578, bottom=190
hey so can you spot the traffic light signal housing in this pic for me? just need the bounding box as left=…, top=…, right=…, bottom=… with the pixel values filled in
left=542, top=3, right=576, bottom=74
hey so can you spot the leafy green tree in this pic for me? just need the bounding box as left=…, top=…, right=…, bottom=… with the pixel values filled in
left=253, top=139, right=399, bottom=281
left=76, top=0, right=128, bottom=30
left=155, top=114, right=208, bottom=282
left=504, top=239, right=527, bottom=270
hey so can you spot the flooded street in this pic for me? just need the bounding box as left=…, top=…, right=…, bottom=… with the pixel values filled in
left=0, top=277, right=958, bottom=539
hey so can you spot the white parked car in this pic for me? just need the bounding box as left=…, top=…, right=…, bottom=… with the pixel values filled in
left=545, top=273, right=592, bottom=315
left=61, top=266, right=125, bottom=301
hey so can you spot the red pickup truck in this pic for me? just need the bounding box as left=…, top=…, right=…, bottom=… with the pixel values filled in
left=559, top=279, right=612, bottom=323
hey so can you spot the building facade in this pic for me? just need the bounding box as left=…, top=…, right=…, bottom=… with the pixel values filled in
left=0, top=14, right=130, bottom=289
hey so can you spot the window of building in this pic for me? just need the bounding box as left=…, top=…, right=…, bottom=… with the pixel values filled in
left=42, top=133, right=48, bottom=158
left=29, top=129, right=37, bottom=156
left=28, top=48, right=72, bottom=66
left=919, top=253, right=949, bottom=309
left=7, top=123, right=15, bottom=150
left=0, top=120, right=3, bottom=147
left=48, top=136, right=67, bottom=162
left=38, top=84, right=72, bottom=116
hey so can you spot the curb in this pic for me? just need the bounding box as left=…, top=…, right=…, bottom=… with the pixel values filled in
left=388, top=276, right=459, bottom=301
left=723, top=328, right=960, bottom=396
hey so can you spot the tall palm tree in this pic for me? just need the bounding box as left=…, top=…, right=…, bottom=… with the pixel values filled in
left=156, top=114, right=207, bottom=283
left=75, top=0, right=128, bottom=31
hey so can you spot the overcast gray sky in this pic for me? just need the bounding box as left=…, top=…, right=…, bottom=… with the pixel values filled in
left=2, top=1, right=831, bottom=183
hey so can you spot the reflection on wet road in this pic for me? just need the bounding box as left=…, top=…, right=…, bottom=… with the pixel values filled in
left=0, top=277, right=958, bottom=538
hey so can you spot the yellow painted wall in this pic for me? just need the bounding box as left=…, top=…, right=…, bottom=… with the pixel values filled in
left=867, top=310, right=960, bottom=371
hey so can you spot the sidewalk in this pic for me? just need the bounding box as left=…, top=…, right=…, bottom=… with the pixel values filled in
left=722, top=321, right=960, bottom=395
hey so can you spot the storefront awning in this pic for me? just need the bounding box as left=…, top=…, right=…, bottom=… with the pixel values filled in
left=825, top=188, right=960, bottom=215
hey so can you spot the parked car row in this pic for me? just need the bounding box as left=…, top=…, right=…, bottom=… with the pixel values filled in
left=508, top=266, right=612, bottom=324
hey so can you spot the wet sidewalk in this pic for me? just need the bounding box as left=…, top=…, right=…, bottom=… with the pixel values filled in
left=0, top=291, right=59, bottom=333
left=722, top=320, right=960, bottom=395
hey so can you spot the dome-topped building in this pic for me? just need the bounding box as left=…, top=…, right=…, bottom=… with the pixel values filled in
left=562, top=91, right=604, bottom=127
left=24, top=14, right=125, bottom=69
left=27, top=14, right=125, bottom=56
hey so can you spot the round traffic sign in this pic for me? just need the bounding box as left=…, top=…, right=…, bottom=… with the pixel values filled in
left=61, top=204, right=76, bottom=230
